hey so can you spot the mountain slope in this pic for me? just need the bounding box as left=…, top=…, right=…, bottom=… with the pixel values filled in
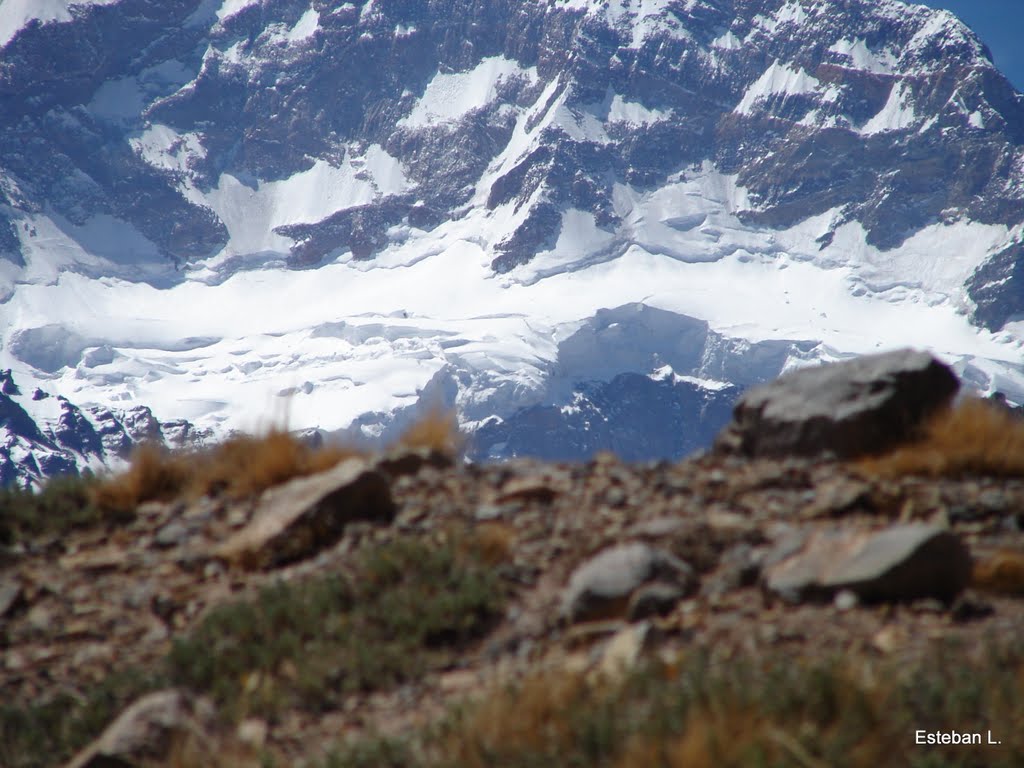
left=1, top=0, right=1023, bottom=479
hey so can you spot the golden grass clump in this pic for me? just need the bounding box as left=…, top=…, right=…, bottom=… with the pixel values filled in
left=439, top=670, right=590, bottom=768
left=972, top=550, right=1024, bottom=595
left=188, top=429, right=357, bottom=500
left=92, top=431, right=358, bottom=513
left=399, top=408, right=465, bottom=456
left=90, top=442, right=191, bottom=514
left=423, top=645, right=1024, bottom=768
left=858, top=397, right=1024, bottom=478
left=90, top=409, right=465, bottom=514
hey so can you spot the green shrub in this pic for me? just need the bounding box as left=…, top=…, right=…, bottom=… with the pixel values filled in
left=168, top=536, right=504, bottom=721
left=0, top=473, right=124, bottom=545
left=0, top=668, right=161, bottom=768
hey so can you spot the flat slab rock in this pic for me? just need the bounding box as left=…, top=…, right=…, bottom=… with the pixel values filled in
left=716, top=349, right=959, bottom=458
left=216, top=458, right=395, bottom=570
left=561, top=542, right=697, bottom=623
left=763, top=523, right=971, bottom=604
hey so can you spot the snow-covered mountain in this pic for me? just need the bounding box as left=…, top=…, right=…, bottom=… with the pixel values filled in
left=2, top=0, right=1024, bottom=484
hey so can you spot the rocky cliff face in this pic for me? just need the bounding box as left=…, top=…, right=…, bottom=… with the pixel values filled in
left=1, top=0, right=1023, bottom=481
left=0, top=370, right=206, bottom=489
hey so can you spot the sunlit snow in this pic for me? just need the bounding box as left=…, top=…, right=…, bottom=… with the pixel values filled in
left=860, top=80, right=917, bottom=135
left=735, top=61, right=821, bottom=115
left=398, top=57, right=537, bottom=129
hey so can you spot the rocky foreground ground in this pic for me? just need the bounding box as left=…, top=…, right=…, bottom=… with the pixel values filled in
left=2, top=350, right=1024, bottom=768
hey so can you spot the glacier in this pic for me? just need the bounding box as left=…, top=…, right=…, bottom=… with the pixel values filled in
left=1, top=0, right=1023, bottom=481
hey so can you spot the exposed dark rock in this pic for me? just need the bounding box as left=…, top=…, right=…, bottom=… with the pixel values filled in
left=716, top=349, right=959, bottom=459
left=968, top=241, right=1024, bottom=331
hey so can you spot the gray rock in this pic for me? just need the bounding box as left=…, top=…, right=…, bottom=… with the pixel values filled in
left=702, top=542, right=761, bottom=598
left=154, top=521, right=188, bottom=549
left=561, top=543, right=696, bottom=623
left=0, top=578, right=22, bottom=618
left=764, top=523, right=971, bottom=604
left=64, top=689, right=215, bottom=768
left=716, top=350, right=959, bottom=459
left=216, top=458, right=395, bottom=570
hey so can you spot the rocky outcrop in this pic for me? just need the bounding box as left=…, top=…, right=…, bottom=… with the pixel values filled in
left=715, top=349, right=959, bottom=459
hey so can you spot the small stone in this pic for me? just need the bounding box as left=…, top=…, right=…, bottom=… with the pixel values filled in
left=605, top=486, right=627, bottom=507
left=628, top=517, right=685, bottom=539
left=910, top=598, right=946, bottom=614
left=4, top=649, right=27, bottom=671
left=596, top=622, right=654, bottom=682
left=154, top=521, right=188, bottom=548
left=834, top=590, right=858, bottom=611
left=474, top=504, right=503, bottom=521
left=804, top=478, right=872, bottom=518
left=0, top=578, right=22, bottom=618
left=497, top=475, right=561, bottom=505
left=561, top=543, right=696, bottom=623
left=236, top=718, right=268, bottom=749
left=26, top=602, right=54, bottom=634
left=872, top=625, right=905, bottom=654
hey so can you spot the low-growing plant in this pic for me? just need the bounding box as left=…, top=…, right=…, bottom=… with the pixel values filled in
left=859, top=397, right=1024, bottom=478
left=0, top=473, right=125, bottom=544
left=326, top=637, right=1024, bottom=768
left=398, top=408, right=466, bottom=457
left=168, top=535, right=504, bottom=721
left=90, top=441, right=192, bottom=513
left=90, top=429, right=360, bottom=514
left=90, top=407, right=464, bottom=515
left=0, top=667, right=162, bottom=768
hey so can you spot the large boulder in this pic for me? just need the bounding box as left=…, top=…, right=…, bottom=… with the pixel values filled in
left=763, top=523, right=972, bottom=604
left=715, top=349, right=959, bottom=459
left=216, top=458, right=395, bottom=570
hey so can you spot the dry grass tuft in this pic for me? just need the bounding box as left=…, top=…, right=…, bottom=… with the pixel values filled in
left=351, top=639, right=1024, bottom=768
left=189, top=429, right=357, bottom=500
left=973, top=550, right=1024, bottom=595
left=858, top=397, right=1024, bottom=478
left=439, top=670, right=591, bottom=768
left=398, top=408, right=465, bottom=456
left=469, top=521, right=517, bottom=566
left=92, top=431, right=358, bottom=512
left=89, top=408, right=464, bottom=514
left=91, top=442, right=191, bottom=514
